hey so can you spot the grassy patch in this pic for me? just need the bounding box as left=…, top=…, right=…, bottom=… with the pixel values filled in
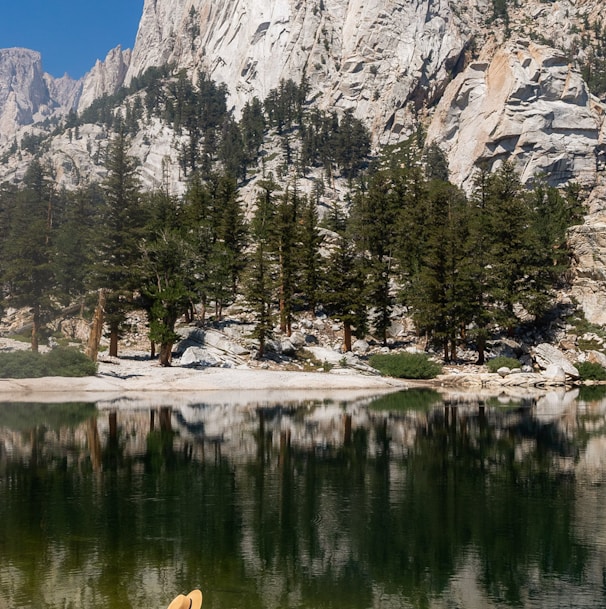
left=369, top=352, right=442, bottom=379
left=0, top=347, right=97, bottom=378
left=568, top=312, right=606, bottom=341
left=486, top=356, right=521, bottom=373
left=577, top=361, right=606, bottom=382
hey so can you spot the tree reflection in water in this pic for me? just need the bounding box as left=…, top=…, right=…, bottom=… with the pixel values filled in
left=1, top=391, right=606, bottom=609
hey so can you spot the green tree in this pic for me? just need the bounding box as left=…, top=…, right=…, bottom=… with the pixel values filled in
left=0, top=161, right=56, bottom=351
left=182, top=171, right=247, bottom=323
left=244, top=177, right=280, bottom=357
left=410, top=180, right=470, bottom=361
left=95, top=130, right=145, bottom=357
left=350, top=170, right=398, bottom=344
left=299, top=193, right=324, bottom=314
left=240, top=97, right=266, bottom=162
left=274, top=183, right=300, bottom=335
left=140, top=228, right=194, bottom=366
left=322, top=234, right=367, bottom=352
left=53, top=183, right=104, bottom=305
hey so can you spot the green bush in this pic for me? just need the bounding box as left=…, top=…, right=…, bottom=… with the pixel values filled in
left=369, top=353, right=442, bottom=379
left=577, top=361, right=606, bottom=381
left=486, top=356, right=521, bottom=373
left=0, top=348, right=97, bottom=378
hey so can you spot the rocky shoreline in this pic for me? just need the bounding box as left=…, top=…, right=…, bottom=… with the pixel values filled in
left=1, top=346, right=599, bottom=406
left=1, top=314, right=603, bottom=404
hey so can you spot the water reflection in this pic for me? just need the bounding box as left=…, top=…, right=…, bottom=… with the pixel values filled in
left=1, top=390, right=606, bottom=609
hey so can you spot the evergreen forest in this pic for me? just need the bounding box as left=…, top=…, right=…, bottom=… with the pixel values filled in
left=0, top=69, right=587, bottom=366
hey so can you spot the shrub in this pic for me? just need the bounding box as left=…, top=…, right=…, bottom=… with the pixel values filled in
left=0, top=348, right=97, bottom=378
left=369, top=353, right=442, bottom=379
left=486, top=356, right=521, bottom=373
left=577, top=361, right=606, bottom=381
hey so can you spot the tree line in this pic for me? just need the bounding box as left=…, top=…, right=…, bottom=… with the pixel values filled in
left=0, top=126, right=584, bottom=365
left=0, top=69, right=585, bottom=364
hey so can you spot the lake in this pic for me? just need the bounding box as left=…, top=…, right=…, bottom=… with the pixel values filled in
left=1, top=387, right=606, bottom=609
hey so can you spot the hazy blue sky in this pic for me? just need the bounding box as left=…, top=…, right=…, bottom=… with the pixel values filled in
left=0, top=1, right=144, bottom=79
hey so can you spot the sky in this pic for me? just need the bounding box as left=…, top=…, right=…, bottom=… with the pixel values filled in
left=0, top=0, right=144, bottom=79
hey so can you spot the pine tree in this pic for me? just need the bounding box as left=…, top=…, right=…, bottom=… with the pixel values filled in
left=350, top=170, right=398, bottom=344
left=466, top=166, right=496, bottom=364
left=322, top=234, right=367, bottom=352
left=208, top=172, right=247, bottom=317
left=299, top=193, right=324, bottom=314
left=53, top=183, right=104, bottom=305
left=241, top=97, right=265, bottom=162
left=274, top=183, right=300, bottom=335
left=244, top=177, right=280, bottom=357
left=140, top=228, right=194, bottom=366
left=1, top=161, right=56, bottom=351
left=483, top=162, right=536, bottom=328
left=411, top=180, right=470, bottom=361
left=95, top=129, right=146, bottom=357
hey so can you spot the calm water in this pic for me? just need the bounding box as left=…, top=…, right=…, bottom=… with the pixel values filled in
left=2, top=389, right=606, bottom=609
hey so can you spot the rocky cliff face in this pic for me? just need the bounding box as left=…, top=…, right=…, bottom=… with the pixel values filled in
left=126, top=0, right=483, bottom=138
left=0, top=48, right=80, bottom=142
left=78, top=46, right=132, bottom=112
left=427, top=41, right=605, bottom=189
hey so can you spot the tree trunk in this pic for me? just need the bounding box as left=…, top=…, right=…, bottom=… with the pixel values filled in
left=109, top=325, right=119, bottom=357
left=159, top=342, right=173, bottom=367
left=31, top=306, right=40, bottom=353
left=450, top=338, right=457, bottom=363
left=476, top=332, right=486, bottom=365
left=86, top=290, right=106, bottom=362
left=343, top=321, right=353, bottom=352
left=150, top=341, right=156, bottom=359
left=200, top=300, right=206, bottom=326
left=279, top=292, right=287, bottom=334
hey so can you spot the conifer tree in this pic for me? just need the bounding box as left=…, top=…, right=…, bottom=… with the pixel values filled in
left=411, top=180, right=470, bottom=361
left=1, top=161, right=56, bottom=351
left=466, top=166, right=496, bottom=364
left=208, top=172, right=247, bottom=318
left=140, top=227, right=194, bottom=366
left=482, top=162, right=537, bottom=328
left=322, top=234, right=367, bottom=352
left=244, top=177, right=280, bottom=357
left=240, top=97, right=265, bottom=162
left=350, top=170, right=398, bottom=344
left=53, top=183, right=104, bottom=305
left=274, top=183, right=300, bottom=335
left=299, top=193, right=324, bottom=314
left=95, top=128, right=146, bottom=357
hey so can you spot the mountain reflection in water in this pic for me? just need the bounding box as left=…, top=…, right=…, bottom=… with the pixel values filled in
left=1, top=389, right=606, bottom=609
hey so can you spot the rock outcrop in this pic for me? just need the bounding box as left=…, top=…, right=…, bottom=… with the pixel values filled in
left=427, top=41, right=604, bottom=189
left=0, top=48, right=80, bottom=142
left=569, top=213, right=606, bottom=325
left=78, top=46, right=131, bottom=112
left=126, top=0, right=478, bottom=137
